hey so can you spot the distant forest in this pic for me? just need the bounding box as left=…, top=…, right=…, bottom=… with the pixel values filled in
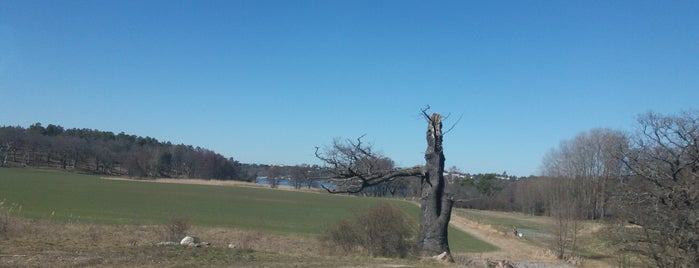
left=0, top=123, right=250, bottom=180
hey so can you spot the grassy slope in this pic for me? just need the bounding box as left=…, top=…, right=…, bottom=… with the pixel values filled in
left=0, top=168, right=495, bottom=253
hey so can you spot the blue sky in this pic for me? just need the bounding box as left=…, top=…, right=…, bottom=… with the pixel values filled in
left=1, top=1, right=697, bottom=176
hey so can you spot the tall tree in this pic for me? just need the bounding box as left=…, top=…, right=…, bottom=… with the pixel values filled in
left=316, top=110, right=454, bottom=260
left=616, top=111, right=699, bottom=267
left=540, top=128, right=627, bottom=219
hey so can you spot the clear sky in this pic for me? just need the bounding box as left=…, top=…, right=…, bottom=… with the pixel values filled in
left=1, top=1, right=697, bottom=176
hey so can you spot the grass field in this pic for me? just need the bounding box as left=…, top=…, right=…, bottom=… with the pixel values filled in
left=0, top=168, right=495, bottom=253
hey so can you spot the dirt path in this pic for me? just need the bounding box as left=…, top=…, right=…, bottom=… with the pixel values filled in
left=448, top=213, right=562, bottom=264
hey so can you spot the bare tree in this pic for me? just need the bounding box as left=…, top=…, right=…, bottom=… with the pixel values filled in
left=289, top=165, right=307, bottom=189
left=267, top=165, right=283, bottom=188
left=315, top=110, right=454, bottom=260
left=547, top=177, right=582, bottom=260
left=538, top=128, right=628, bottom=260
left=541, top=128, right=627, bottom=219
left=0, top=126, right=22, bottom=167
left=615, top=111, right=699, bottom=267
left=514, top=177, right=551, bottom=215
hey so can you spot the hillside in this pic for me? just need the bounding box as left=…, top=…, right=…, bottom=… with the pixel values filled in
left=0, top=123, right=243, bottom=180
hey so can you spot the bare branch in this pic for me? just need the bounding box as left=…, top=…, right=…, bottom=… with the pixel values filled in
left=420, top=106, right=460, bottom=135
left=321, top=167, right=423, bottom=194
left=315, top=135, right=425, bottom=194
left=421, top=105, right=431, bottom=118
left=443, top=114, right=462, bottom=135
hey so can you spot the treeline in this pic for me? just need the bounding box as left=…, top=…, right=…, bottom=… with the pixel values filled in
left=533, top=111, right=698, bottom=266
left=0, top=123, right=244, bottom=180
left=346, top=169, right=525, bottom=206
left=466, top=111, right=697, bottom=266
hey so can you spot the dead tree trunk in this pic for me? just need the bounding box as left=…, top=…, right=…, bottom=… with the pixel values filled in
left=315, top=110, right=456, bottom=261
left=417, top=113, right=454, bottom=260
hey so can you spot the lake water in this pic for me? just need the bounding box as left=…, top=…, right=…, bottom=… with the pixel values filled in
left=255, top=178, right=335, bottom=189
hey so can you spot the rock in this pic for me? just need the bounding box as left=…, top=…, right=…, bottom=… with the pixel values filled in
left=498, top=260, right=516, bottom=268
left=227, top=243, right=236, bottom=249
left=433, top=251, right=451, bottom=262
left=180, top=236, right=194, bottom=245
left=179, top=236, right=210, bottom=247
left=486, top=259, right=517, bottom=268
left=180, top=236, right=200, bottom=246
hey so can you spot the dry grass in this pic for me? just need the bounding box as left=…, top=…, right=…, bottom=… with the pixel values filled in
left=160, top=217, right=191, bottom=242
left=0, top=200, right=22, bottom=240
left=0, top=216, right=459, bottom=267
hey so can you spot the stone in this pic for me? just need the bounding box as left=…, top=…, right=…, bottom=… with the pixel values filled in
left=180, top=236, right=200, bottom=246
left=433, top=251, right=450, bottom=262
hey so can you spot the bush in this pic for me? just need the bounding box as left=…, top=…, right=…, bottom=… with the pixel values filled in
left=321, top=203, right=416, bottom=258
left=161, top=217, right=191, bottom=242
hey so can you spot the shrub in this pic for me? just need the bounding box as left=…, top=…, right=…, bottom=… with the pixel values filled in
left=321, top=203, right=416, bottom=258
left=161, top=217, right=191, bottom=242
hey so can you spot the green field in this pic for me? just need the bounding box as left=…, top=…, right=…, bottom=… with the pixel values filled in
left=0, top=168, right=496, bottom=253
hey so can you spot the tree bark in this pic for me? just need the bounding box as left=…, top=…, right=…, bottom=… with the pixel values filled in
left=417, top=113, right=454, bottom=260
